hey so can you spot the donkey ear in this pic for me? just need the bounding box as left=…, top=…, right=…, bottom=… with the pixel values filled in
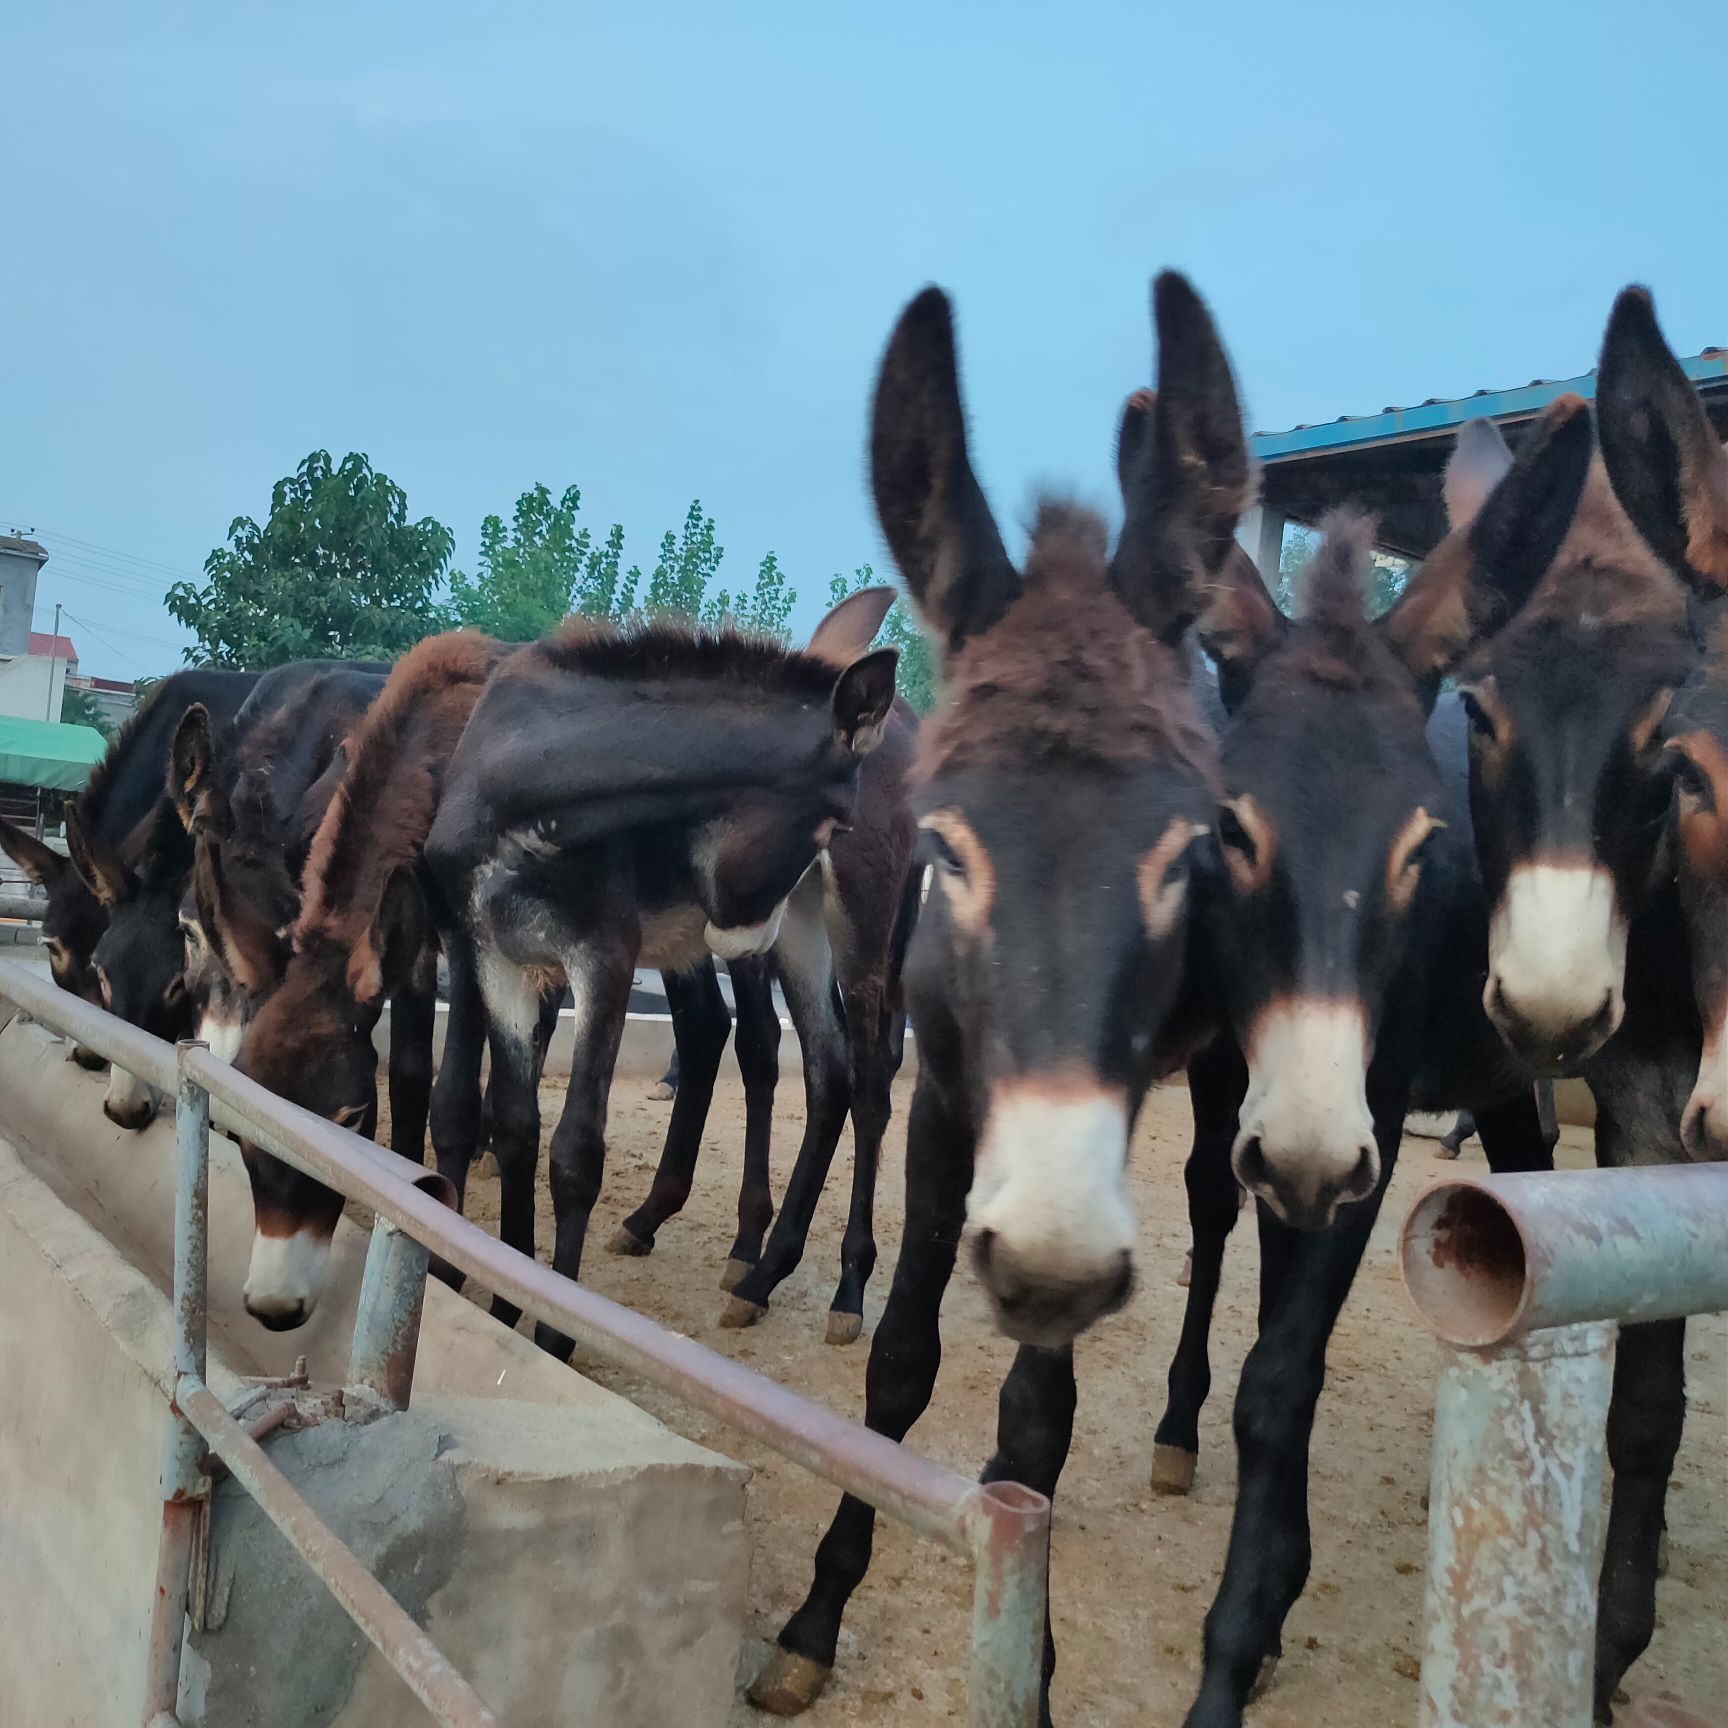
left=1110, top=273, right=1253, bottom=644
left=1597, top=285, right=1728, bottom=592
left=1380, top=393, right=1593, bottom=687
left=1444, top=418, right=1514, bottom=531
left=347, top=865, right=428, bottom=1009
left=195, top=843, right=289, bottom=997
left=64, top=806, right=136, bottom=910
left=870, top=288, right=1020, bottom=658
left=0, top=815, right=68, bottom=888
left=829, top=647, right=899, bottom=757
left=169, top=705, right=217, bottom=832
left=807, top=587, right=897, bottom=667
left=1198, top=543, right=1288, bottom=713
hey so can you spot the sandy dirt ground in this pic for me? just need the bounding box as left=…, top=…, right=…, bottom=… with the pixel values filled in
left=415, top=1071, right=1726, bottom=1728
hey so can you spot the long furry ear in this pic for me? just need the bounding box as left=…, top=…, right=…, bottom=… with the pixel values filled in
left=0, top=815, right=68, bottom=887
left=1597, top=284, right=1728, bottom=592
left=807, top=587, right=896, bottom=666
left=1111, top=274, right=1253, bottom=644
left=1380, top=393, right=1593, bottom=688
left=64, top=806, right=136, bottom=909
left=1444, top=419, right=1513, bottom=530
left=870, top=288, right=1020, bottom=657
left=1198, top=543, right=1286, bottom=713
left=169, top=704, right=218, bottom=833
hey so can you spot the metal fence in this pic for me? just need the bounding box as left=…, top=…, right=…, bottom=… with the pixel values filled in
left=1401, top=1162, right=1728, bottom=1728
left=0, top=957, right=1050, bottom=1728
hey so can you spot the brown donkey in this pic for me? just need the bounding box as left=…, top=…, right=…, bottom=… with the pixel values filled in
left=232, top=632, right=508, bottom=1328
left=752, top=273, right=1236, bottom=1717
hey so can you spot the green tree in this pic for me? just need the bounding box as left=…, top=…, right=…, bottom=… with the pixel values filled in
left=59, top=686, right=114, bottom=740
left=1277, top=523, right=1407, bottom=618
left=166, top=450, right=451, bottom=666
left=443, top=483, right=586, bottom=641
left=643, top=500, right=724, bottom=620
left=827, top=566, right=938, bottom=713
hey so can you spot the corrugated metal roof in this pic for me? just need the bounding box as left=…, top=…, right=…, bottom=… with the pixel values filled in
left=1250, top=346, right=1728, bottom=463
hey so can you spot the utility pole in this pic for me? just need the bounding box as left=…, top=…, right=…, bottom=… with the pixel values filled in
left=43, top=601, right=62, bottom=721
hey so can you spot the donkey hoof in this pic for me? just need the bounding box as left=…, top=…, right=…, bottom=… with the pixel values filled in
left=607, top=1225, right=653, bottom=1258
left=1176, top=1250, right=1193, bottom=1288
left=1250, top=1654, right=1280, bottom=1702
left=825, top=1310, right=864, bottom=1347
left=647, top=1078, right=676, bottom=1101
left=719, top=1257, right=755, bottom=1293
left=721, top=1295, right=768, bottom=1330
left=748, top=1649, right=833, bottom=1715
left=1150, top=1445, right=1198, bottom=1496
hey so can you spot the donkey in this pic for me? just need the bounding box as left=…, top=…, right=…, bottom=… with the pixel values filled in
left=231, top=633, right=508, bottom=1329
left=421, top=612, right=897, bottom=1358
left=1136, top=394, right=1592, bottom=1725
left=748, top=273, right=1238, bottom=1718
left=169, top=665, right=386, bottom=1061
left=58, top=661, right=382, bottom=1127
left=607, top=585, right=923, bottom=1346
left=0, top=667, right=260, bottom=1063
left=1540, top=283, right=1728, bottom=1719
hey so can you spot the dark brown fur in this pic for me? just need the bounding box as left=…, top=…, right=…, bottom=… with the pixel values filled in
left=920, top=501, right=1215, bottom=783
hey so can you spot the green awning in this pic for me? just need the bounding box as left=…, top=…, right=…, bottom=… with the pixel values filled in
left=0, top=716, right=109, bottom=792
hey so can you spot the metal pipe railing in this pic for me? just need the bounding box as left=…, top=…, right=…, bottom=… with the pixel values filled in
left=1401, top=1165, right=1728, bottom=1728
left=0, top=957, right=1049, bottom=1728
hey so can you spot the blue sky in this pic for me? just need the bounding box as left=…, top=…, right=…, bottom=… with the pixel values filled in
left=2, top=3, right=1720, bottom=680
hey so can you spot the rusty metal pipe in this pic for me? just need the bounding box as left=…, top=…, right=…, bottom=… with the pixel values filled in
left=177, top=1376, right=498, bottom=1728
left=0, top=958, right=176, bottom=1091
left=180, top=1044, right=991, bottom=1546
left=1402, top=1165, right=1728, bottom=1347
left=964, top=1482, right=1050, bottom=1728
left=1418, top=1321, right=1615, bottom=1728
left=0, top=891, right=45, bottom=922
left=348, top=1218, right=431, bottom=1412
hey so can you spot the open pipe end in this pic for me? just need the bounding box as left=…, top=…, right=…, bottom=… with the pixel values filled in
left=1401, top=1180, right=1532, bottom=1347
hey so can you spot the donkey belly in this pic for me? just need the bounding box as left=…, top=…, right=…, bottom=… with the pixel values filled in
left=640, top=904, right=713, bottom=972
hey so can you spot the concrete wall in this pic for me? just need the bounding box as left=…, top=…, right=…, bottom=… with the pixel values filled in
left=0, top=649, right=66, bottom=724
left=0, top=542, right=45, bottom=659
left=0, top=1013, right=751, bottom=1727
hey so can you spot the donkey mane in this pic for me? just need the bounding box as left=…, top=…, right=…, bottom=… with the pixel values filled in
left=76, top=675, right=177, bottom=830
left=538, top=619, right=842, bottom=702
left=298, top=632, right=504, bottom=950
left=920, top=499, right=1215, bottom=780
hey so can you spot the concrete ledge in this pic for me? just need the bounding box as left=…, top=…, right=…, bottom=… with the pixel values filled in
left=0, top=1014, right=750, bottom=1726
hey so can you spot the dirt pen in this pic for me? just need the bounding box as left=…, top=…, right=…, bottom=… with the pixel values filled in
left=425, top=1069, right=1728, bottom=1728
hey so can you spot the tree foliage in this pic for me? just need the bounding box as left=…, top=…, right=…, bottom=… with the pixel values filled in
left=167, top=451, right=452, bottom=666
left=59, top=686, right=114, bottom=740
left=1277, top=523, right=1407, bottom=617
left=827, top=566, right=938, bottom=713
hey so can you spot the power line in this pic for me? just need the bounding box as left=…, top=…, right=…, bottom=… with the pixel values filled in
left=59, top=611, right=181, bottom=675
left=3, top=519, right=205, bottom=585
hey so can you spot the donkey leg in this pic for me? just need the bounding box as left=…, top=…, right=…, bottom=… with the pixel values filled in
left=828, top=978, right=891, bottom=1344
left=537, top=945, right=634, bottom=1361
left=723, top=955, right=781, bottom=1288
left=429, top=938, right=486, bottom=1209
left=475, top=956, right=546, bottom=1331
left=612, top=962, right=730, bottom=1255
left=1183, top=1135, right=1397, bottom=1728
left=727, top=923, right=849, bottom=1325
left=1153, top=1041, right=1248, bottom=1495
left=1475, top=1085, right=1556, bottom=1175
left=750, top=1075, right=971, bottom=1714
left=385, top=943, right=438, bottom=1166
left=1594, top=1318, right=1687, bottom=1722
left=980, top=1345, right=1076, bottom=1727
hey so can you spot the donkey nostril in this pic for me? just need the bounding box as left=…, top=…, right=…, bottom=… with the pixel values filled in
left=1235, top=1136, right=1269, bottom=1191
left=1349, top=1144, right=1379, bottom=1198
left=1588, top=991, right=1615, bottom=1038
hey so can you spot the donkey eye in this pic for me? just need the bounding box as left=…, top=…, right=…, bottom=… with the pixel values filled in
left=1672, top=752, right=1715, bottom=815
left=1458, top=688, right=1496, bottom=741
left=929, top=832, right=966, bottom=878
left=1217, top=805, right=1257, bottom=867
left=164, top=974, right=187, bottom=1008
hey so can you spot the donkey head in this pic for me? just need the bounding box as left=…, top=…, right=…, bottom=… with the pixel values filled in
left=1596, top=284, right=1728, bottom=1154
left=1458, top=337, right=1693, bottom=1071
left=232, top=863, right=426, bottom=1328
left=0, top=816, right=107, bottom=1055
left=65, top=794, right=196, bottom=1127
left=880, top=274, right=1238, bottom=1344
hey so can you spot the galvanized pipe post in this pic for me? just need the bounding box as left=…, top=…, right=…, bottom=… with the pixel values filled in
left=348, top=1216, right=432, bottom=1412
left=964, top=1481, right=1051, bottom=1728
left=140, top=1045, right=212, bottom=1728
left=1418, top=1320, right=1615, bottom=1728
